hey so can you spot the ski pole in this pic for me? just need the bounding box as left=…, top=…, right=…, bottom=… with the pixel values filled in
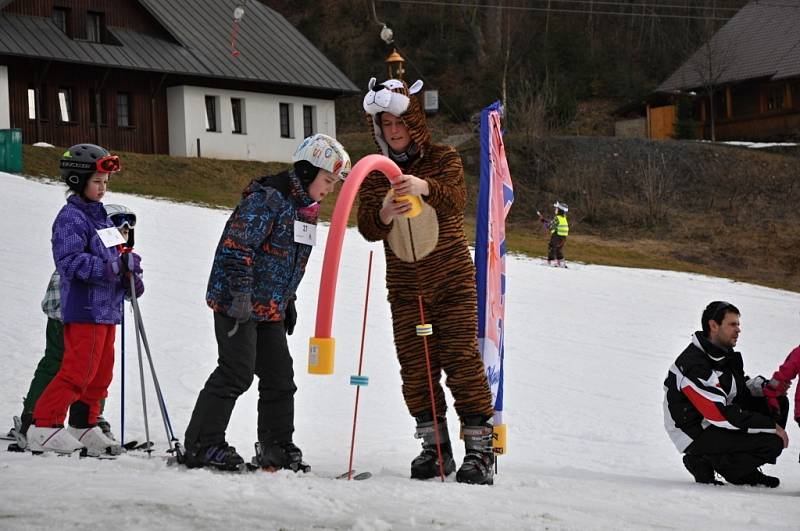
left=347, top=250, right=374, bottom=480
left=134, top=309, right=179, bottom=447
left=129, top=272, right=152, bottom=455
left=120, top=301, right=126, bottom=446
left=128, top=273, right=179, bottom=451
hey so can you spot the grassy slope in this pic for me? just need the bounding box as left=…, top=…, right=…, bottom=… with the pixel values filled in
left=19, top=139, right=797, bottom=293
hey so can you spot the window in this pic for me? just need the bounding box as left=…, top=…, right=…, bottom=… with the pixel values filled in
left=231, top=98, right=245, bottom=134
left=52, top=8, right=68, bottom=35
left=205, top=95, right=219, bottom=132
left=279, top=102, right=293, bottom=138
left=767, top=86, right=784, bottom=111
left=27, top=88, right=36, bottom=120
left=87, top=12, right=103, bottom=43
left=302, top=105, right=315, bottom=137
left=116, top=93, right=131, bottom=127
left=90, top=89, right=107, bottom=125
left=38, top=86, right=49, bottom=121
left=57, top=87, right=73, bottom=122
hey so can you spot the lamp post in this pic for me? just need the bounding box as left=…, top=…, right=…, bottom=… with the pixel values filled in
left=386, top=49, right=405, bottom=80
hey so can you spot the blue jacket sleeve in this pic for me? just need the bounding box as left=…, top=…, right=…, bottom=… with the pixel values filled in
left=218, top=192, right=275, bottom=293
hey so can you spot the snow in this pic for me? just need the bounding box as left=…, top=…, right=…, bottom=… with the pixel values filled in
left=2, top=172, right=800, bottom=530
left=717, top=140, right=797, bottom=149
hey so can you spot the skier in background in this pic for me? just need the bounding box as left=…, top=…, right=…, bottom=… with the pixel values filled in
left=6, top=205, right=138, bottom=452
left=28, top=144, right=144, bottom=456
left=181, top=134, right=350, bottom=472
left=538, top=201, right=569, bottom=267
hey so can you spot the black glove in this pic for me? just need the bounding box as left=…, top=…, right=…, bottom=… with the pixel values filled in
left=227, top=291, right=252, bottom=322
left=284, top=299, right=297, bottom=335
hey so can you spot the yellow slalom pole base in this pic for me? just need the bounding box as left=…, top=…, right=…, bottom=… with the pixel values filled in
left=492, top=423, right=508, bottom=455
left=308, top=337, right=335, bottom=375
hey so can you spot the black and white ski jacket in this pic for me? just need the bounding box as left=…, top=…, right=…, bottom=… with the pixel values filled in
left=663, top=331, right=777, bottom=452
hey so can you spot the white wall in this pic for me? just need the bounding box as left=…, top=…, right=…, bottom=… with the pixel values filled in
left=0, top=66, right=10, bottom=129
left=166, top=85, right=337, bottom=162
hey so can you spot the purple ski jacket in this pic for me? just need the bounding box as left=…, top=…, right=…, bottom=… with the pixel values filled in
left=51, top=195, right=125, bottom=324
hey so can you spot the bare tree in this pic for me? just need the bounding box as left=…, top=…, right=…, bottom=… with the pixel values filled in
left=688, top=4, right=735, bottom=141
left=638, top=153, right=675, bottom=227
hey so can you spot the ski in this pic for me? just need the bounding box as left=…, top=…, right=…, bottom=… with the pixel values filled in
left=163, top=456, right=371, bottom=480
left=335, top=470, right=372, bottom=481
left=122, top=440, right=154, bottom=452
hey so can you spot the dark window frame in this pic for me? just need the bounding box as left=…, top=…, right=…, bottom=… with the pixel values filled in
left=302, top=105, right=315, bottom=138
left=279, top=102, right=292, bottom=138
left=116, top=92, right=132, bottom=128
left=231, top=97, right=245, bottom=134
left=205, top=95, right=219, bottom=132
left=86, top=11, right=104, bottom=43
left=89, top=88, right=107, bottom=126
left=52, top=7, right=69, bottom=36
left=766, top=85, right=784, bottom=112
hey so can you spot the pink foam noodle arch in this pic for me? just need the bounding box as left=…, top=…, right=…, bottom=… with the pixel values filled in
left=308, top=154, right=402, bottom=374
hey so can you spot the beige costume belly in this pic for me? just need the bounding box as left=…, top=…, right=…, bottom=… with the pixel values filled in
left=382, top=190, right=439, bottom=263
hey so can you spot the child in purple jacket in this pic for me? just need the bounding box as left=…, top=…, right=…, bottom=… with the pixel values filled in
left=27, top=144, right=144, bottom=456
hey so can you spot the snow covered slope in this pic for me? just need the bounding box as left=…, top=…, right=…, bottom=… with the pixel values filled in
left=2, top=173, right=800, bottom=530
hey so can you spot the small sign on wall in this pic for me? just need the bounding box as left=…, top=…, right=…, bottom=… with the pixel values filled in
left=424, top=90, right=439, bottom=114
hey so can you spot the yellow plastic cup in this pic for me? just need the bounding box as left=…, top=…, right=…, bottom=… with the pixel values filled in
left=308, top=337, right=335, bottom=375
left=389, top=189, right=422, bottom=218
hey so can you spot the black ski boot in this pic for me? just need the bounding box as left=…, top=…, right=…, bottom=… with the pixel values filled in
left=410, top=413, right=455, bottom=480
left=456, top=415, right=495, bottom=485
left=183, top=442, right=244, bottom=471
left=252, top=441, right=310, bottom=473
left=682, top=454, right=723, bottom=485
left=729, top=469, right=780, bottom=488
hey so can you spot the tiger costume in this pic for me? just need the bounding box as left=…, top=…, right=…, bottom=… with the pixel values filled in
left=358, top=78, right=495, bottom=484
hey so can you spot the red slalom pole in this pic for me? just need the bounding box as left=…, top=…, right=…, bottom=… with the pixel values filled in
left=347, top=250, right=374, bottom=480
left=417, top=295, right=446, bottom=482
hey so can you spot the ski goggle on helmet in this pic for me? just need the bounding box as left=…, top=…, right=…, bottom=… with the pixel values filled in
left=59, top=144, right=121, bottom=176
left=105, top=204, right=136, bottom=229
left=291, top=134, right=351, bottom=180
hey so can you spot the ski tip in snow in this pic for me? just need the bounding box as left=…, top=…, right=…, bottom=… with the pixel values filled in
left=335, top=470, right=372, bottom=481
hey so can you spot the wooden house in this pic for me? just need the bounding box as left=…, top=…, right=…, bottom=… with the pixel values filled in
left=0, top=0, right=358, bottom=162
left=652, top=0, right=800, bottom=141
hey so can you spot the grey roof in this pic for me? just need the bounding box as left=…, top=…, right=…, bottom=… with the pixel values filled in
left=659, top=0, right=800, bottom=93
left=0, top=0, right=357, bottom=95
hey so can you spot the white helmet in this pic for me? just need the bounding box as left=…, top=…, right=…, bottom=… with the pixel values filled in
left=554, top=201, right=569, bottom=213
left=292, top=134, right=351, bottom=180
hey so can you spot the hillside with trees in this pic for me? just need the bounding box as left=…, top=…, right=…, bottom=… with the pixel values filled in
left=262, top=0, right=749, bottom=131
left=254, top=1, right=798, bottom=291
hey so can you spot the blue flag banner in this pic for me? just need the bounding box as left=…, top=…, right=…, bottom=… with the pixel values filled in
left=475, top=101, right=513, bottom=431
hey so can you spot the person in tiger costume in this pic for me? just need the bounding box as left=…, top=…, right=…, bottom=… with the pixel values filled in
left=358, top=77, right=495, bottom=485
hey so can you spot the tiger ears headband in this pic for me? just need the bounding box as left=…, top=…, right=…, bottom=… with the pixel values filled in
left=363, top=77, right=424, bottom=117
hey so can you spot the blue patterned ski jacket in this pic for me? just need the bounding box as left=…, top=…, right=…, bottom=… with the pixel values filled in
left=51, top=195, right=124, bottom=324
left=206, top=171, right=319, bottom=321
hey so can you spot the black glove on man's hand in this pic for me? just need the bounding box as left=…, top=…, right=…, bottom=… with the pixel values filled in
left=228, top=291, right=252, bottom=322
left=284, top=299, right=297, bottom=335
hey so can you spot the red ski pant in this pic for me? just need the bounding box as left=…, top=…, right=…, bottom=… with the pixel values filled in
left=33, top=323, right=116, bottom=427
